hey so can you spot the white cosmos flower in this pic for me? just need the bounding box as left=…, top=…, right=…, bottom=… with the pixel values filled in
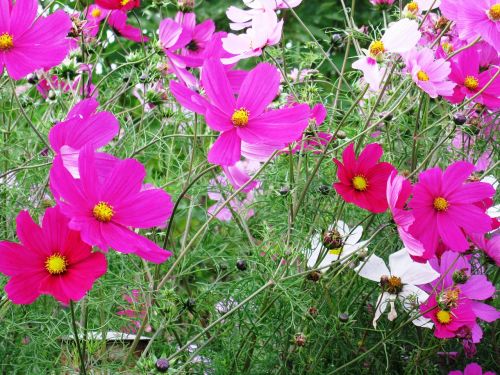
left=306, top=221, right=369, bottom=272
left=357, top=248, right=439, bottom=328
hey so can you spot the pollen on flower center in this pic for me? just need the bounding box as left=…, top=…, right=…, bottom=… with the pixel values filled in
left=417, top=70, right=429, bottom=81
left=369, top=40, right=385, bottom=57
left=433, top=197, right=449, bottom=212
left=441, top=42, right=454, bottom=54
left=121, top=0, right=131, bottom=5
left=91, top=8, right=102, bottom=17
left=231, top=108, right=250, bottom=127
left=45, top=253, right=68, bottom=275
left=436, top=310, right=452, bottom=324
left=352, top=175, right=368, bottom=191
left=407, top=1, right=418, bottom=12
left=93, top=201, right=114, bottom=222
left=464, top=75, right=479, bottom=91
left=381, top=275, right=403, bottom=294
left=488, top=4, right=500, bottom=21
left=0, top=33, right=14, bottom=51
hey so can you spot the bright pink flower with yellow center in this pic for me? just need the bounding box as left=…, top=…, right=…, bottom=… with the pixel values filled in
left=95, top=0, right=140, bottom=11
left=440, top=0, right=500, bottom=53
left=333, top=143, right=395, bottom=213
left=0, top=207, right=107, bottom=305
left=199, top=59, right=310, bottom=166
left=409, top=161, right=495, bottom=260
left=0, top=0, right=72, bottom=80
left=50, top=146, right=174, bottom=264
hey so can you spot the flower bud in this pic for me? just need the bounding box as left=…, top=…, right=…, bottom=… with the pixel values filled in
left=339, top=312, right=350, bottom=322
left=236, top=259, right=247, bottom=271
left=155, top=358, right=170, bottom=372
left=317, top=184, right=330, bottom=195
left=453, top=113, right=467, bottom=125
left=306, top=271, right=321, bottom=282
left=322, top=229, right=343, bottom=250
left=294, top=333, right=306, bottom=347
left=336, top=130, right=347, bottom=139
left=452, top=269, right=469, bottom=284
left=279, top=186, right=290, bottom=196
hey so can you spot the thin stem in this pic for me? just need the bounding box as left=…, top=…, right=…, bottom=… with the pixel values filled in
left=69, top=301, right=87, bottom=375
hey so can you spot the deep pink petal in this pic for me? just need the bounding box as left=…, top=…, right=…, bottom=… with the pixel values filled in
left=5, top=272, right=45, bottom=304
left=99, top=158, right=145, bottom=205
left=461, top=275, right=496, bottom=300
left=207, top=130, right=241, bottom=166
left=201, top=59, right=236, bottom=114
left=442, top=161, right=474, bottom=193
left=471, top=301, right=500, bottom=323
left=437, top=214, right=469, bottom=251
left=10, top=0, right=37, bottom=35
left=0, top=242, right=43, bottom=276
left=15, top=210, right=51, bottom=257
left=236, top=63, right=280, bottom=117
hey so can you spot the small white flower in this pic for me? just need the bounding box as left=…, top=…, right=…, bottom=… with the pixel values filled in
left=306, top=221, right=369, bottom=272
left=357, top=248, right=439, bottom=328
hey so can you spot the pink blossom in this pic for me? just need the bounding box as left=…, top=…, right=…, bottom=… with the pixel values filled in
left=0, top=0, right=72, bottom=80
left=227, top=0, right=302, bottom=30
left=222, top=9, right=283, bottom=64
left=208, top=176, right=255, bottom=222
left=369, top=0, right=395, bottom=7
left=404, top=48, right=455, bottom=98
left=386, top=172, right=426, bottom=257
left=409, top=162, right=495, bottom=259
left=96, top=0, right=140, bottom=11
left=117, top=289, right=152, bottom=334
left=49, top=146, right=173, bottom=263
left=0, top=206, right=107, bottom=304
left=449, top=363, right=496, bottom=375
left=446, top=47, right=500, bottom=110
left=198, top=59, right=309, bottom=166
left=108, top=10, right=148, bottom=42
left=440, top=0, right=500, bottom=53
left=333, top=143, right=396, bottom=214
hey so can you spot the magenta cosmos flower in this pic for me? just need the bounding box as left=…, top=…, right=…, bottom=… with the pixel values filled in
left=404, top=48, right=455, bottom=98
left=50, top=146, right=173, bottom=263
left=422, top=251, right=499, bottom=342
left=449, top=363, right=496, bottom=375
left=95, top=0, right=140, bottom=11
left=408, top=161, right=495, bottom=259
left=0, top=206, right=107, bottom=305
left=440, top=0, right=500, bottom=53
left=333, top=143, right=395, bottom=213
left=199, top=59, right=309, bottom=166
left=446, top=47, right=500, bottom=110
left=0, top=0, right=72, bottom=80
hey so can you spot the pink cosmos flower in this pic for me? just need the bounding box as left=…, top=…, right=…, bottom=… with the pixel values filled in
left=353, top=19, right=421, bottom=91
left=421, top=251, right=499, bottom=342
left=0, top=206, right=107, bottom=304
left=0, top=0, right=72, bottom=80
left=108, top=11, right=148, bottom=42
left=440, top=0, right=500, bottom=53
left=84, top=4, right=109, bottom=38
left=117, top=289, right=152, bottom=334
left=449, top=363, right=496, bottom=375
left=472, top=233, right=500, bottom=266
left=49, top=146, right=173, bottom=263
left=227, top=0, right=302, bottom=30
left=198, top=59, right=309, bottom=166
left=386, top=172, right=426, bottom=257
left=404, top=48, right=455, bottom=98
left=222, top=9, right=283, bottom=64
left=95, top=0, right=140, bottom=11
left=333, top=143, right=395, bottom=214
left=208, top=176, right=255, bottom=222
left=48, top=98, right=119, bottom=177
left=36, top=64, right=97, bottom=99
left=408, top=161, right=495, bottom=259
left=369, top=0, right=395, bottom=7
left=446, top=47, right=500, bottom=110
left=288, top=103, right=332, bottom=155
left=222, top=159, right=261, bottom=193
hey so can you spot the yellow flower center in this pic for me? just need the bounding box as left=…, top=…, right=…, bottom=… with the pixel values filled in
left=407, top=2, right=418, bottom=12
left=417, top=70, right=429, bottom=81
left=436, top=310, right=452, bottom=324
left=0, top=33, right=14, bottom=51
left=231, top=108, right=250, bottom=127
left=464, top=75, right=479, bottom=91
left=433, top=197, right=449, bottom=212
left=352, top=175, right=368, bottom=191
left=442, top=42, right=454, bottom=54
left=488, top=4, right=500, bottom=21
left=121, top=0, right=131, bottom=5
left=45, top=253, right=68, bottom=275
left=381, top=275, right=403, bottom=294
left=93, top=201, right=114, bottom=222
left=328, top=248, right=343, bottom=255
left=91, top=8, right=102, bottom=18
left=369, top=40, right=385, bottom=57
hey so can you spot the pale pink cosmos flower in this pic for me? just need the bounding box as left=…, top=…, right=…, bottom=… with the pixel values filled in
left=208, top=176, right=255, bottom=222
left=227, top=0, right=302, bottom=30
left=353, top=19, right=421, bottom=91
left=440, top=0, right=500, bottom=53
left=404, top=48, right=456, bottom=98
left=222, top=8, right=283, bottom=64
left=449, top=363, right=496, bottom=375
left=0, top=0, right=72, bottom=80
